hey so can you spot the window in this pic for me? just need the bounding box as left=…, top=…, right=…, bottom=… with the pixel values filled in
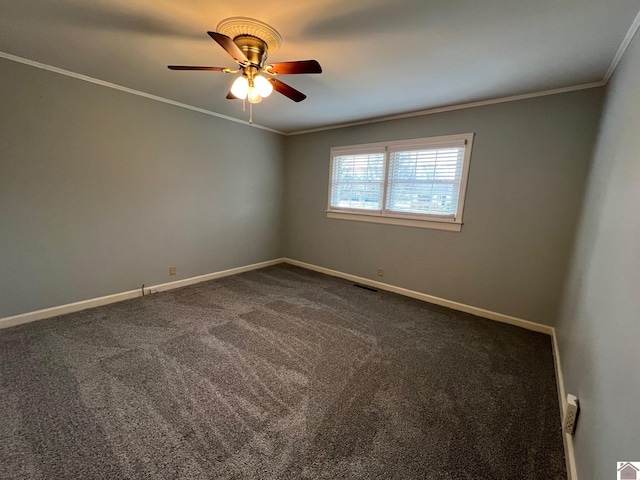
left=327, top=133, right=474, bottom=231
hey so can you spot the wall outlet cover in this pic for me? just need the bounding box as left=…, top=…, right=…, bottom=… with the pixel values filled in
left=564, top=394, right=579, bottom=435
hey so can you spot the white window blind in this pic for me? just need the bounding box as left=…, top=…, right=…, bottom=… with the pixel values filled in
left=329, top=148, right=386, bottom=211
left=386, top=143, right=466, bottom=219
left=328, top=134, right=473, bottom=231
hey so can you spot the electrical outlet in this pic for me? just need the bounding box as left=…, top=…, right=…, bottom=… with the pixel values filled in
left=377, top=268, right=384, bottom=277
left=150, top=288, right=158, bottom=294
left=169, top=267, right=176, bottom=276
left=564, top=394, right=579, bottom=435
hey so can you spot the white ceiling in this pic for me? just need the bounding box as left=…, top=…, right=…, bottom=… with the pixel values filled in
left=2, top=0, right=640, bottom=133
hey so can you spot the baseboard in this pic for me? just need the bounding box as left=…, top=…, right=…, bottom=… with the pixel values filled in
left=283, top=258, right=554, bottom=335
left=551, top=330, right=579, bottom=480
left=0, top=258, right=285, bottom=330
left=283, top=258, right=574, bottom=478
left=1, top=256, right=553, bottom=335
left=0, top=256, right=575, bottom=477
left=143, top=258, right=284, bottom=294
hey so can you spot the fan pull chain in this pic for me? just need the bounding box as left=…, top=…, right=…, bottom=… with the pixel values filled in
left=249, top=102, right=253, bottom=124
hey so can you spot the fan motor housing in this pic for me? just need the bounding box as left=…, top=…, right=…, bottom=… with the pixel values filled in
left=233, top=35, right=268, bottom=67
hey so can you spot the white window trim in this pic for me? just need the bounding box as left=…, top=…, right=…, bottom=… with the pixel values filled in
left=327, top=133, right=474, bottom=231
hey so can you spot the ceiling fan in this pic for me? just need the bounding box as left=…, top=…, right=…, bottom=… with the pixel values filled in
left=168, top=17, right=322, bottom=121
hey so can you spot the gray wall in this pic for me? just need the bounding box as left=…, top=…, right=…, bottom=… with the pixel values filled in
left=284, top=89, right=604, bottom=325
left=0, top=58, right=284, bottom=318
left=556, top=31, right=640, bottom=479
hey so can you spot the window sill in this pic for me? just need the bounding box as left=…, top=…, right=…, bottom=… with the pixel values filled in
left=326, top=211, right=462, bottom=231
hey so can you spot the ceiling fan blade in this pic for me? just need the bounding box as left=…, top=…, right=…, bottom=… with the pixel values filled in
left=268, top=78, right=307, bottom=102
left=265, top=60, right=322, bottom=75
left=168, top=65, right=234, bottom=72
left=207, top=31, right=248, bottom=65
left=226, top=91, right=240, bottom=99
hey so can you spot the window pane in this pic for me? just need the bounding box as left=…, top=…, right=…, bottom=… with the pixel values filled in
left=331, top=152, right=385, bottom=210
left=331, top=182, right=384, bottom=210
left=387, top=147, right=464, bottom=216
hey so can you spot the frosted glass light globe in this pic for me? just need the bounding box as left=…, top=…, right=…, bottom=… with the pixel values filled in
left=253, top=75, right=273, bottom=97
left=247, top=87, right=262, bottom=104
left=230, top=76, right=249, bottom=99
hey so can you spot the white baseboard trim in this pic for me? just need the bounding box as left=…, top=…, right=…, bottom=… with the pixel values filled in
left=284, top=258, right=576, bottom=477
left=0, top=256, right=575, bottom=477
left=0, top=258, right=285, bottom=330
left=551, top=330, right=579, bottom=480
left=144, top=258, right=285, bottom=294
left=283, top=258, right=554, bottom=335
left=283, top=258, right=575, bottom=477
left=1, top=255, right=555, bottom=336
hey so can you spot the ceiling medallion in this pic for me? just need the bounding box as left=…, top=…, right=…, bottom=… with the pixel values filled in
left=216, top=17, right=283, bottom=54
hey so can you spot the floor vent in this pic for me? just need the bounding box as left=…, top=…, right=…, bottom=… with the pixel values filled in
left=353, top=284, right=378, bottom=292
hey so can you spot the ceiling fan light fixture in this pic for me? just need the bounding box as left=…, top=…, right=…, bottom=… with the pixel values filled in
left=231, top=76, right=249, bottom=99
left=168, top=17, right=320, bottom=122
left=253, top=75, right=273, bottom=97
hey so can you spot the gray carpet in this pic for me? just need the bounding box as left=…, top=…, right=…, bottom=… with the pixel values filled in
left=0, top=264, right=566, bottom=479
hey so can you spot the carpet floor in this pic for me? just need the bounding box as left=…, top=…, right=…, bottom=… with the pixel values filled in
left=0, top=264, right=566, bottom=479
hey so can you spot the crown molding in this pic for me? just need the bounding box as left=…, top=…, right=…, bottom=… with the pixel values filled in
left=287, top=81, right=605, bottom=136
left=0, top=51, right=285, bottom=135
left=4, top=4, right=640, bottom=137
left=288, top=5, right=640, bottom=135
left=604, top=7, right=640, bottom=83
left=0, top=50, right=604, bottom=137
